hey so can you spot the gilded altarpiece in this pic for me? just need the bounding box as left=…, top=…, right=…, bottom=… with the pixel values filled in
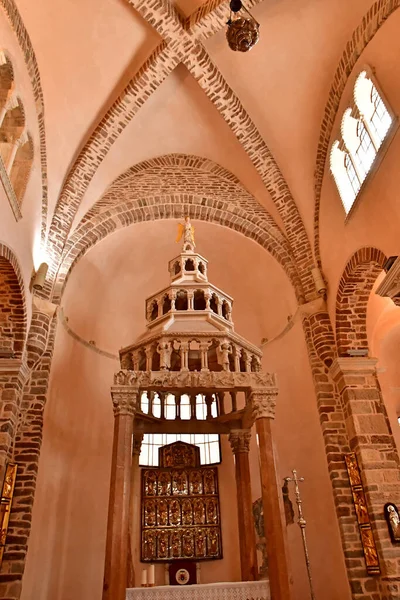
left=141, top=442, right=222, bottom=562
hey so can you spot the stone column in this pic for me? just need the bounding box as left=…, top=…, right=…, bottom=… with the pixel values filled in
left=234, top=347, right=241, bottom=373
left=251, top=390, right=292, bottom=600
left=145, top=347, right=153, bottom=371
left=330, top=357, right=400, bottom=595
left=188, top=291, right=194, bottom=311
left=180, top=342, right=189, bottom=371
left=228, top=429, right=258, bottom=582
left=127, top=432, right=143, bottom=588
left=200, top=342, right=209, bottom=371
left=103, top=389, right=137, bottom=600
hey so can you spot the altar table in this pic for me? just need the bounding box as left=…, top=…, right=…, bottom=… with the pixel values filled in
left=126, top=580, right=270, bottom=600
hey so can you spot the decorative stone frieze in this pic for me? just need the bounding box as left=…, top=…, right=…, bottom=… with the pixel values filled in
left=113, top=369, right=276, bottom=392
left=229, top=429, right=252, bottom=454
left=250, top=390, right=278, bottom=420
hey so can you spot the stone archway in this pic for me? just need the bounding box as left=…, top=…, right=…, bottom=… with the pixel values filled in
left=0, top=242, right=26, bottom=359
left=335, top=247, right=387, bottom=356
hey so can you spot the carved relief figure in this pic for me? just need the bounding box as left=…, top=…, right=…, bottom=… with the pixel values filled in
left=144, top=500, right=156, bottom=527
left=208, top=529, right=219, bottom=555
left=345, top=453, right=362, bottom=486
left=182, top=499, right=193, bottom=525
left=143, top=531, right=156, bottom=560
left=157, top=341, right=172, bottom=370
left=206, top=498, right=218, bottom=524
left=158, top=472, right=171, bottom=496
left=195, top=529, right=206, bottom=557
left=157, top=531, right=169, bottom=559
left=190, top=470, right=203, bottom=495
left=114, top=370, right=126, bottom=385
left=361, top=528, right=379, bottom=567
left=353, top=489, right=369, bottom=524
left=171, top=531, right=182, bottom=558
left=193, top=499, right=205, bottom=524
left=217, top=342, right=231, bottom=371
left=204, top=469, right=216, bottom=495
left=182, top=530, right=194, bottom=557
left=2, top=465, right=16, bottom=499
left=144, top=470, right=157, bottom=496
left=169, top=499, right=181, bottom=526
left=172, top=470, right=188, bottom=495
left=157, top=499, right=168, bottom=526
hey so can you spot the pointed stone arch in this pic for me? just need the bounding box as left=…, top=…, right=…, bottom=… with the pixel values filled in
left=335, top=247, right=387, bottom=356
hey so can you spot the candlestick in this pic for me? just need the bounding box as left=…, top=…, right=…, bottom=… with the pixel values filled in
left=141, top=569, right=147, bottom=587
left=148, top=564, right=155, bottom=587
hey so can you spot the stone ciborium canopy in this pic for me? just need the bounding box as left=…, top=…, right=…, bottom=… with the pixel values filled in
left=115, top=218, right=277, bottom=434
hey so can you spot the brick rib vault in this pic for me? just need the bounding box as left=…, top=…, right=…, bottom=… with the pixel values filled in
left=44, top=0, right=315, bottom=302
left=52, top=155, right=304, bottom=303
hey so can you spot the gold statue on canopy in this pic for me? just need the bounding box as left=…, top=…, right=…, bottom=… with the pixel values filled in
left=176, top=216, right=195, bottom=251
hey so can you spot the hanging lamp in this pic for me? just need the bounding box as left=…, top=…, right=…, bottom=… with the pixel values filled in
left=226, top=0, right=260, bottom=52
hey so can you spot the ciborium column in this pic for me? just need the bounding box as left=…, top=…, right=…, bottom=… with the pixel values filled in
left=103, top=386, right=137, bottom=600
left=229, top=429, right=258, bottom=581
left=251, top=389, right=292, bottom=600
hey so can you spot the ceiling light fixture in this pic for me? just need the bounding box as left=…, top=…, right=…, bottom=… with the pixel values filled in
left=226, top=0, right=260, bottom=52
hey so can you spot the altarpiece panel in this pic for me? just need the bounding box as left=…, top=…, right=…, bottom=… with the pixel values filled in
left=141, top=441, right=222, bottom=562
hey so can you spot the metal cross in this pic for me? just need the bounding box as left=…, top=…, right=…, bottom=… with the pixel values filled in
left=285, top=470, right=316, bottom=600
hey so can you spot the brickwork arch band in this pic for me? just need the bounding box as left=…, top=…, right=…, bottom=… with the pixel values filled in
left=52, top=198, right=305, bottom=306
left=0, top=242, right=27, bottom=358
left=336, top=247, right=387, bottom=356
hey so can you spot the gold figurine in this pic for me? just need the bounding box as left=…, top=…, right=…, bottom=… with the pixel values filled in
left=176, top=216, right=195, bottom=252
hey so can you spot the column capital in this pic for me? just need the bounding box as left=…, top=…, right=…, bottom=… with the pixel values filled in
left=111, top=390, right=138, bottom=418
left=229, top=429, right=252, bottom=454
left=330, top=357, right=378, bottom=382
left=251, top=389, right=277, bottom=420
left=132, top=432, right=144, bottom=456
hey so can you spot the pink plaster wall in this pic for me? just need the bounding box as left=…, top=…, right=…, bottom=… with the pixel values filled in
left=367, top=285, right=400, bottom=452
left=260, top=322, right=351, bottom=600
left=23, top=220, right=349, bottom=600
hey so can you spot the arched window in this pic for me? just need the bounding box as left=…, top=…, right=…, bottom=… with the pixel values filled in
left=165, top=393, right=176, bottom=420
left=180, top=394, right=191, bottom=420
left=330, top=70, right=394, bottom=215
left=139, top=433, right=221, bottom=467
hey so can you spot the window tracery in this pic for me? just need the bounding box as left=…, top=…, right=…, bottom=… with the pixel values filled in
left=330, top=70, right=393, bottom=215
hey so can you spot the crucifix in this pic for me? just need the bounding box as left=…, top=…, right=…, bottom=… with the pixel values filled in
left=285, top=469, right=316, bottom=600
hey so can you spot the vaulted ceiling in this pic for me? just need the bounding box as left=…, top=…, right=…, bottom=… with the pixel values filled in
left=3, top=0, right=395, bottom=302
